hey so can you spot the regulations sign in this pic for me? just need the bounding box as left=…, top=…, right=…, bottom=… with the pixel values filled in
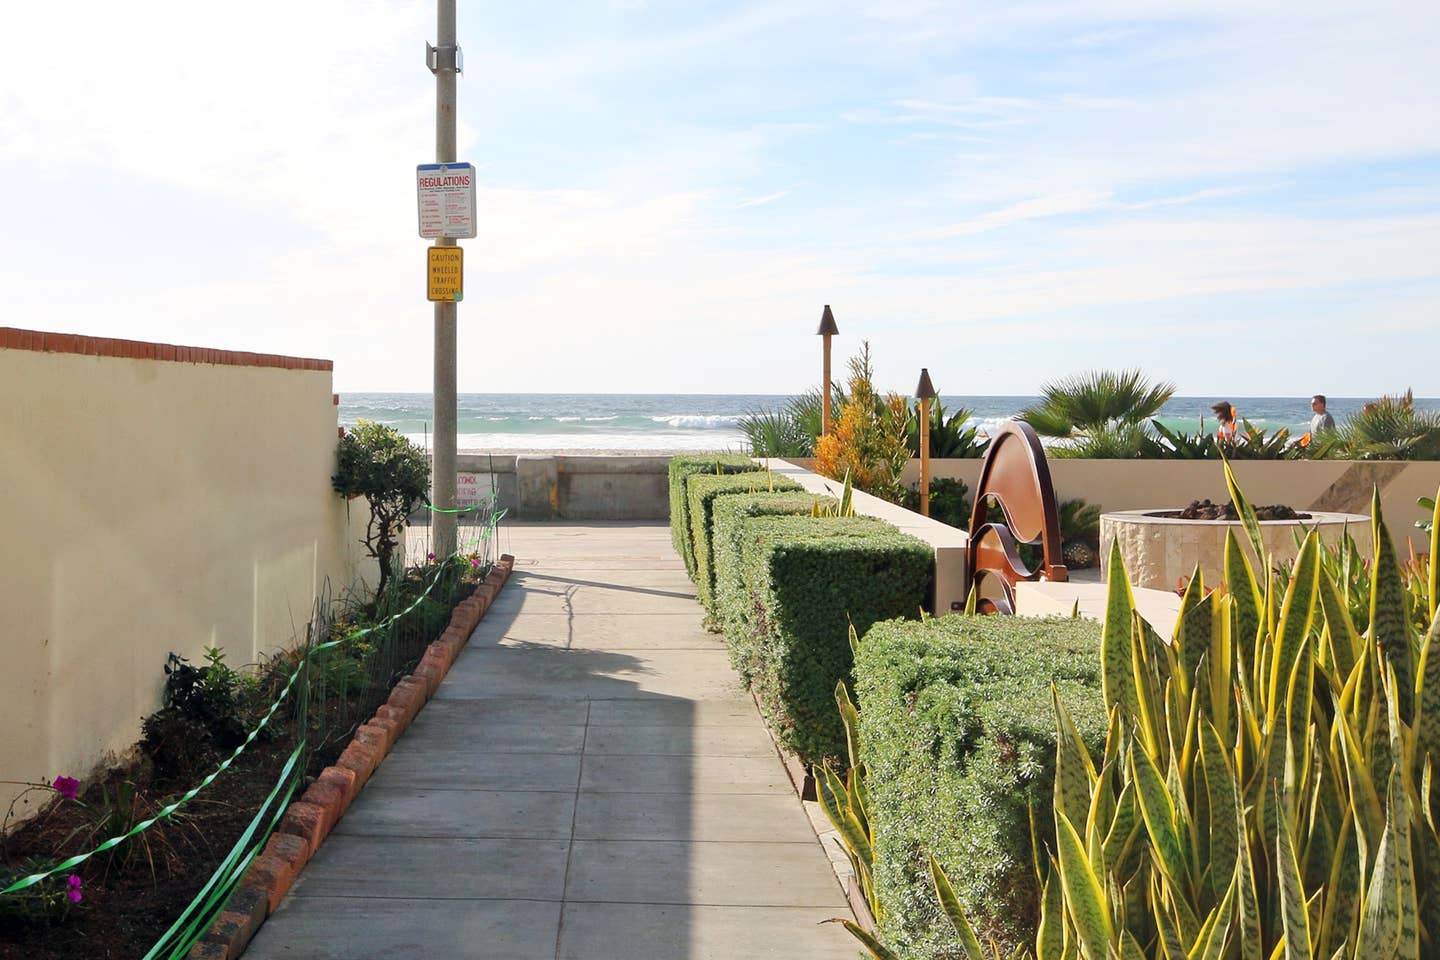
left=416, top=162, right=477, bottom=239
left=427, top=246, right=463, bottom=302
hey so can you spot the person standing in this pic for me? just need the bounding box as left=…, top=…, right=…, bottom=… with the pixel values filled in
left=1212, top=401, right=1239, bottom=443
left=1309, top=395, right=1336, bottom=434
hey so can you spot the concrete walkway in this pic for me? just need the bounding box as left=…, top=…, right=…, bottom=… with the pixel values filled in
left=247, top=522, right=853, bottom=959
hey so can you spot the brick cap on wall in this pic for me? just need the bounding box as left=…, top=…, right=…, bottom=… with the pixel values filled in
left=0, top=327, right=333, bottom=372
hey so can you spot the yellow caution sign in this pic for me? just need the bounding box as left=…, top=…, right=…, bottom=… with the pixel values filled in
left=427, top=246, right=463, bottom=302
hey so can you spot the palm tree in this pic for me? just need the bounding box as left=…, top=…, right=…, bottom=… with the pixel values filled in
left=1019, top=369, right=1176, bottom=438
left=1335, top=389, right=1440, bottom=460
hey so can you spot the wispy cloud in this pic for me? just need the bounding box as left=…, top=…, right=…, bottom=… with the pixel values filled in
left=736, top=191, right=789, bottom=209
left=0, top=0, right=1436, bottom=395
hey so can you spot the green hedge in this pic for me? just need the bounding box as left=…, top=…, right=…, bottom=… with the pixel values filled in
left=687, top=473, right=802, bottom=615
left=667, top=454, right=762, bottom=578
left=735, top=516, right=931, bottom=765
left=711, top=491, right=831, bottom=645
left=855, top=615, right=1106, bottom=957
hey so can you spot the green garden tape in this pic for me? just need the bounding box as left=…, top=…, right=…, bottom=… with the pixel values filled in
left=0, top=554, right=465, bottom=897
left=143, top=745, right=302, bottom=960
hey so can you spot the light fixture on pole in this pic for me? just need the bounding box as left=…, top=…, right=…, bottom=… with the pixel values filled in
left=817, top=305, right=839, bottom=436
left=915, top=368, right=938, bottom=517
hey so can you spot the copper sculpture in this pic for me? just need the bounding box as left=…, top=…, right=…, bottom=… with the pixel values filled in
left=965, top=421, right=1068, bottom=614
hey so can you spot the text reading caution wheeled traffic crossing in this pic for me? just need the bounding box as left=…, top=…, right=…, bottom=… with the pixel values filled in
left=427, top=246, right=463, bottom=302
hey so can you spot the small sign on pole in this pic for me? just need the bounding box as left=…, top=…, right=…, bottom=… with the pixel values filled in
left=416, top=162, right=477, bottom=239
left=427, top=246, right=464, bottom=302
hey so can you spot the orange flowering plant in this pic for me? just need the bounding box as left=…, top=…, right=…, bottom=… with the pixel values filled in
left=813, top=341, right=912, bottom=504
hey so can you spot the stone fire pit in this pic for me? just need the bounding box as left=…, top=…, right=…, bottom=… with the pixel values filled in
left=1100, top=508, right=1370, bottom=591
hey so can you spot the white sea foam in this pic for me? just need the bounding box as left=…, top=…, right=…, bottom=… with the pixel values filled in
left=407, top=431, right=748, bottom=452
left=650, top=414, right=742, bottom=429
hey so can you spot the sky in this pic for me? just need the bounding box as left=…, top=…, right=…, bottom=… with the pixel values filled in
left=1, top=1, right=1437, bottom=397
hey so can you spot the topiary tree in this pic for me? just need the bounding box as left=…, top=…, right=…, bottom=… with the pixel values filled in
left=333, top=419, right=430, bottom=603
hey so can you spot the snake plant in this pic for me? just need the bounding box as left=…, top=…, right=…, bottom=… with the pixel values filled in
left=837, top=469, right=1440, bottom=958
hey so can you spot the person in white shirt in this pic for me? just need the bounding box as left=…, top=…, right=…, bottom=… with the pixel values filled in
left=1309, top=395, right=1336, bottom=434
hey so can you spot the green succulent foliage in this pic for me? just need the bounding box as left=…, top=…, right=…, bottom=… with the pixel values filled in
left=1145, top=419, right=1332, bottom=460
left=842, top=457, right=1440, bottom=960
left=666, top=454, right=763, bottom=577
left=906, top=401, right=991, bottom=458
left=1019, top=369, right=1176, bottom=438
left=816, top=665, right=883, bottom=924
left=853, top=614, right=1106, bottom=956
left=1417, top=495, right=1435, bottom=535
left=333, top=419, right=431, bottom=601
left=1335, top=389, right=1440, bottom=460
left=732, top=515, right=931, bottom=765
left=685, top=471, right=801, bottom=614
left=710, top=491, right=830, bottom=645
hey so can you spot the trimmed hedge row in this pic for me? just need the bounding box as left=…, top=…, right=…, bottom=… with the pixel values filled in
left=687, top=473, right=802, bottom=615
left=855, top=614, right=1106, bottom=957
left=736, top=516, right=932, bottom=764
left=667, top=454, right=762, bottom=577
left=711, top=491, right=831, bottom=645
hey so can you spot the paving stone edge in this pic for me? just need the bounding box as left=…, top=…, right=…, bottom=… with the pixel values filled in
left=191, top=554, right=516, bottom=959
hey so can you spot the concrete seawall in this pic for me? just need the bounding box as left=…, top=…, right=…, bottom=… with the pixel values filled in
left=438, top=454, right=672, bottom=521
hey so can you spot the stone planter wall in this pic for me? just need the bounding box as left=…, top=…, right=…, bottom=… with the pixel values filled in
left=1100, top=511, right=1370, bottom=591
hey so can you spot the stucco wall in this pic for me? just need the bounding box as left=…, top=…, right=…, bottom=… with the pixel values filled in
left=0, top=329, right=365, bottom=821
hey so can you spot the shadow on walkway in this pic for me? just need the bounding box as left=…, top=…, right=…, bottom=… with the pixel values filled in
left=246, top=523, right=850, bottom=959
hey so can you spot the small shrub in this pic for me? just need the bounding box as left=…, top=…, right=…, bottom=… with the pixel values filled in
left=902, top=477, right=972, bottom=529
left=160, top=649, right=247, bottom=749
left=710, top=490, right=829, bottom=644
left=855, top=614, right=1105, bottom=956
left=733, top=515, right=932, bottom=764
left=333, top=420, right=431, bottom=602
left=814, top=341, right=912, bottom=503
left=686, top=472, right=801, bottom=614
left=666, top=454, right=763, bottom=578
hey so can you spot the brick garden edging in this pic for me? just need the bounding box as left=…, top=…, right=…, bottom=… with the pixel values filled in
left=187, top=554, right=516, bottom=960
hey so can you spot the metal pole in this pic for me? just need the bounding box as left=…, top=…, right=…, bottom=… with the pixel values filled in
left=821, top=335, right=832, bottom=436
left=432, top=0, right=458, bottom=557
left=919, top=397, right=931, bottom=516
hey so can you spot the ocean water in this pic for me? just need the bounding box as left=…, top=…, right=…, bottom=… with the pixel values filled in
left=337, top=393, right=1440, bottom=453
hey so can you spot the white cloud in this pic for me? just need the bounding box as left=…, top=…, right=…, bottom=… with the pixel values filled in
left=0, top=0, right=1436, bottom=398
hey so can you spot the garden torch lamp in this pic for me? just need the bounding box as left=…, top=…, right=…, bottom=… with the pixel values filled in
left=817, top=305, right=839, bottom=436
left=915, top=368, right=937, bottom=517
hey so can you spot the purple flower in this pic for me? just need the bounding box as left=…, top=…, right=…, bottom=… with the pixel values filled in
left=470, top=558, right=480, bottom=568
left=52, top=776, right=80, bottom=800
left=427, top=552, right=437, bottom=561
left=66, top=875, right=83, bottom=903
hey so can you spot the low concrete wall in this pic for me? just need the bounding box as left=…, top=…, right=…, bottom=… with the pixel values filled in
left=446, top=454, right=670, bottom=521
left=1101, top=509, right=1371, bottom=591
left=765, top=459, right=970, bottom=613
left=0, top=328, right=367, bottom=824
left=787, top=458, right=1440, bottom=550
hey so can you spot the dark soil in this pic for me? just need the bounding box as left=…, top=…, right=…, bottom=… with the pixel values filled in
left=0, top=729, right=298, bottom=959
left=1153, top=499, right=1311, bottom=521
left=1, top=570, right=477, bottom=960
